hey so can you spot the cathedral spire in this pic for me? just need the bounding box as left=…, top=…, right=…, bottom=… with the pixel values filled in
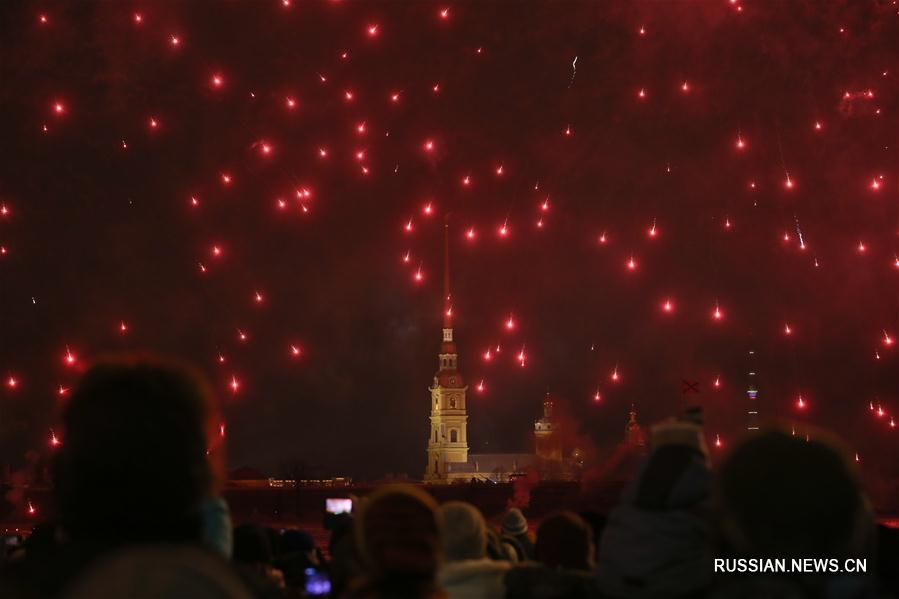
left=443, top=217, right=451, bottom=328
left=438, top=217, right=457, bottom=369
left=426, top=216, right=468, bottom=482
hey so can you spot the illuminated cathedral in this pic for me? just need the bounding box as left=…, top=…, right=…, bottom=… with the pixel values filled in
left=424, top=223, right=580, bottom=483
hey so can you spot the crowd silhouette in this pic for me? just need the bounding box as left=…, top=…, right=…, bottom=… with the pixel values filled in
left=0, top=359, right=894, bottom=598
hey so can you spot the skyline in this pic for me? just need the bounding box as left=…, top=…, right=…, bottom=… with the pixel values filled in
left=0, top=0, right=897, bottom=479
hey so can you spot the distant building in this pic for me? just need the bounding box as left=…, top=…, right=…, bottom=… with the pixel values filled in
left=424, top=223, right=578, bottom=483
left=535, top=395, right=562, bottom=461
left=624, top=404, right=647, bottom=449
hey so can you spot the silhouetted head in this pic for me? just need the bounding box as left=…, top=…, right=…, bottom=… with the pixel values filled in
left=535, top=511, right=594, bottom=571
left=716, top=428, right=870, bottom=558
left=54, top=358, right=219, bottom=548
left=501, top=508, right=528, bottom=537
left=232, top=524, right=274, bottom=566
left=280, top=528, right=316, bottom=556
left=439, top=501, right=487, bottom=562
left=355, top=485, right=442, bottom=583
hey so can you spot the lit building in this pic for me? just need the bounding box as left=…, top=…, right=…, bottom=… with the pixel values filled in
left=534, top=394, right=562, bottom=461
left=624, top=404, right=647, bottom=448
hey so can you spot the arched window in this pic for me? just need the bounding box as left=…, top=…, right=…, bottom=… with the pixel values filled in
left=449, top=397, right=456, bottom=409
left=450, top=429, right=458, bottom=443
left=434, top=429, right=438, bottom=442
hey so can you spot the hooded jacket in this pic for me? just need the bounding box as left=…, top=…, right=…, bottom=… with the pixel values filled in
left=438, top=559, right=510, bottom=599
left=595, top=445, right=712, bottom=599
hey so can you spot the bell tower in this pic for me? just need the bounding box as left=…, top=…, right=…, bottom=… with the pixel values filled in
left=625, top=404, right=647, bottom=448
left=534, top=393, right=562, bottom=461
left=425, top=220, right=469, bottom=481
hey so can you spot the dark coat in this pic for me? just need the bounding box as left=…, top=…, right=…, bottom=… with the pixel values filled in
left=504, top=564, right=600, bottom=599
left=595, top=446, right=712, bottom=599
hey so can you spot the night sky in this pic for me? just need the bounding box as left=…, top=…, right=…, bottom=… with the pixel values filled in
left=0, top=1, right=897, bottom=480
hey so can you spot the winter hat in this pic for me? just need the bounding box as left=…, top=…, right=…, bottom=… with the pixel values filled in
left=650, top=418, right=709, bottom=458
left=502, top=508, right=528, bottom=536
left=355, top=485, right=442, bottom=581
left=681, top=405, right=704, bottom=426
left=440, top=501, right=487, bottom=561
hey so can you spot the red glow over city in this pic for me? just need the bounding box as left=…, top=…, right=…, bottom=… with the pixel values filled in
left=0, top=0, right=894, bottom=518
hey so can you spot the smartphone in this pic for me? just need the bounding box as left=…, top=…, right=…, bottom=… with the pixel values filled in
left=325, top=498, right=352, bottom=515
left=304, top=567, right=331, bottom=596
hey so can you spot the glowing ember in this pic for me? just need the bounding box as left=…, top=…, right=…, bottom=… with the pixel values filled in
left=713, top=303, right=723, bottom=321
